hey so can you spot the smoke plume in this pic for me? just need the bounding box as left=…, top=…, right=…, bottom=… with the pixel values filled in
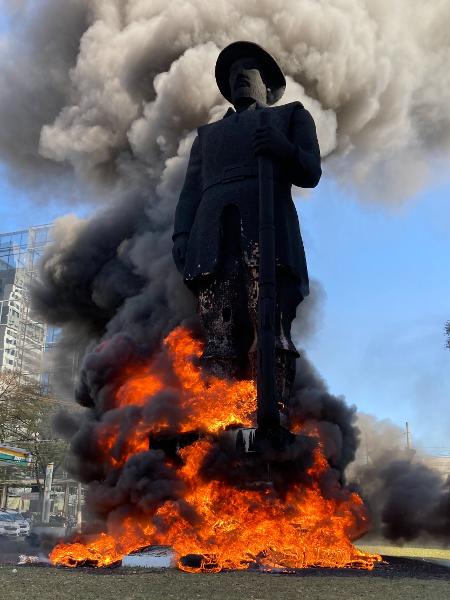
left=1, top=1, right=450, bottom=200
left=348, top=414, right=450, bottom=544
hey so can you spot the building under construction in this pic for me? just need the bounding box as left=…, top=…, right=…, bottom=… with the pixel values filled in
left=0, top=225, right=83, bottom=520
left=0, top=225, right=54, bottom=385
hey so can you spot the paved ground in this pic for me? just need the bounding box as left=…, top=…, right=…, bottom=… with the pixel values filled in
left=0, top=537, right=49, bottom=564
left=0, top=558, right=449, bottom=600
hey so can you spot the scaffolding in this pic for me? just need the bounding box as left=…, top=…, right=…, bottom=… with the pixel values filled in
left=0, top=225, right=53, bottom=383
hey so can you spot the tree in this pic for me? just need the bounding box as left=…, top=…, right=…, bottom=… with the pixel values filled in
left=0, top=371, right=69, bottom=488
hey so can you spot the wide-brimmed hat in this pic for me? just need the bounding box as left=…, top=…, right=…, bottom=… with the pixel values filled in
left=215, top=41, right=286, bottom=105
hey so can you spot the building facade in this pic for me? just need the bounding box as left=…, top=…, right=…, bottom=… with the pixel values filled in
left=0, top=225, right=53, bottom=384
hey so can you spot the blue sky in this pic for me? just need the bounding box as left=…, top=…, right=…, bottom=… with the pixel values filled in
left=297, top=177, right=450, bottom=452
left=1, top=168, right=449, bottom=452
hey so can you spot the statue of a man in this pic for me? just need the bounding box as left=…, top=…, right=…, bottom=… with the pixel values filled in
left=172, top=41, right=321, bottom=408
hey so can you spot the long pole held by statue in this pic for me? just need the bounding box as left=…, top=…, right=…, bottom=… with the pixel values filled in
left=257, top=111, right=280, bottom=431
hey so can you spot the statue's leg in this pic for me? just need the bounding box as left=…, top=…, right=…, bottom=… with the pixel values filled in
left=275, top=268, right=302, bottom=410
left=198, top=275, right=242, bottom=378
left=198, top=205, right=251, bottom=379
left=244, top=260, right=259, bottom=382
left=246, top=262, right=301, bottom=409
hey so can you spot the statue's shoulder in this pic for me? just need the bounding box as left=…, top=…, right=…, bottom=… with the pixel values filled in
left=273, top=101, right=305, bottom=114
left=267, top=102, right=305, bottom=129
left=197, top=109, right=232, bottom=136
left=222, top=107, right=235, bottom=119
left=267, top=101, right=304, bottom=123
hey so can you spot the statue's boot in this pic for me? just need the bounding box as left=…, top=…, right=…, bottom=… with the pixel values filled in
left=275, top=349, right=297, bottom=411
left=248, top=346, right=298, bottom=413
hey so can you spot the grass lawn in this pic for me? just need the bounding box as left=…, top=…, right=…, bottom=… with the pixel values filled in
left=1, top=564, right=449, bottom=600
left=357, top=544, right=450, bottom=563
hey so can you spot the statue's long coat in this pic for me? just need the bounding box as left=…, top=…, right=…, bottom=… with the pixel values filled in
left=173, top=101, right=321, bottom=299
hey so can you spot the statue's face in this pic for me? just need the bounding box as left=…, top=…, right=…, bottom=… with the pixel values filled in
left=229, top=57, right=267, bottom=106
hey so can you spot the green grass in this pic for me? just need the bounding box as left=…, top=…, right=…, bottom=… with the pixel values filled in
left=1, top=565, right=449, bottom=600
left=357, top=544, right=450, bottom=562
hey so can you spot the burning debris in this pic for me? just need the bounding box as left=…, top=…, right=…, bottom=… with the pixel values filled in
left=49, top=327, right=380, bottom=572
left=121, top=546, right=174, bottom=569
left=18, top=555, right=50, bottom=566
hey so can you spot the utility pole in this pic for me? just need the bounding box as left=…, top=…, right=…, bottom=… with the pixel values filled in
left=41, top=462, right=54, bottom=523
left=405, top=422, right=411, bottom=450
left=365, top=431, right=370, bottom=465
left=62, top=480, right=70, bottom=518
left=76, top=482, right=82, bottom=532
left=1, top=467, right=7, bottom=508
left=1, top=483, right=8, bottom=509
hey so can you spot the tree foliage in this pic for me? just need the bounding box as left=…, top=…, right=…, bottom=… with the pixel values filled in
left=0, top=371, right=69, bottom=486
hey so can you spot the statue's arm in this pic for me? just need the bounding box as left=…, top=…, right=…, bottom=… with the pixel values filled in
left=287, top=105, right=322, bottom=188
left=173, top=135, right=202, bottom=240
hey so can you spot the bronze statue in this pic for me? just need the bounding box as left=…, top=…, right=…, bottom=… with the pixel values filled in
left=173, top=41, right=321, bottom=417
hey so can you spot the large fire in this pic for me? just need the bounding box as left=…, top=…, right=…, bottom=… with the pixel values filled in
left=50, top=327, right=380, bottom=571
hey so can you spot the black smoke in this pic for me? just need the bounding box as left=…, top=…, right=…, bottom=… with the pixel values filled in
left=348, top=415, right=450, bottom=544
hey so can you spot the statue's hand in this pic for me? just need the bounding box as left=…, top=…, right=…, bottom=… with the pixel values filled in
left=253, top=126, right=296, bottom=162
left=172, top=233, right=189, bottom=273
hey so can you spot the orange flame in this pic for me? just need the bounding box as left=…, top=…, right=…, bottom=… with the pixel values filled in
left=158, top=440, right=379, bottom=571
left=164, top=327, right=256, bottom=433
left=50, top=327, right=380, bottom=571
